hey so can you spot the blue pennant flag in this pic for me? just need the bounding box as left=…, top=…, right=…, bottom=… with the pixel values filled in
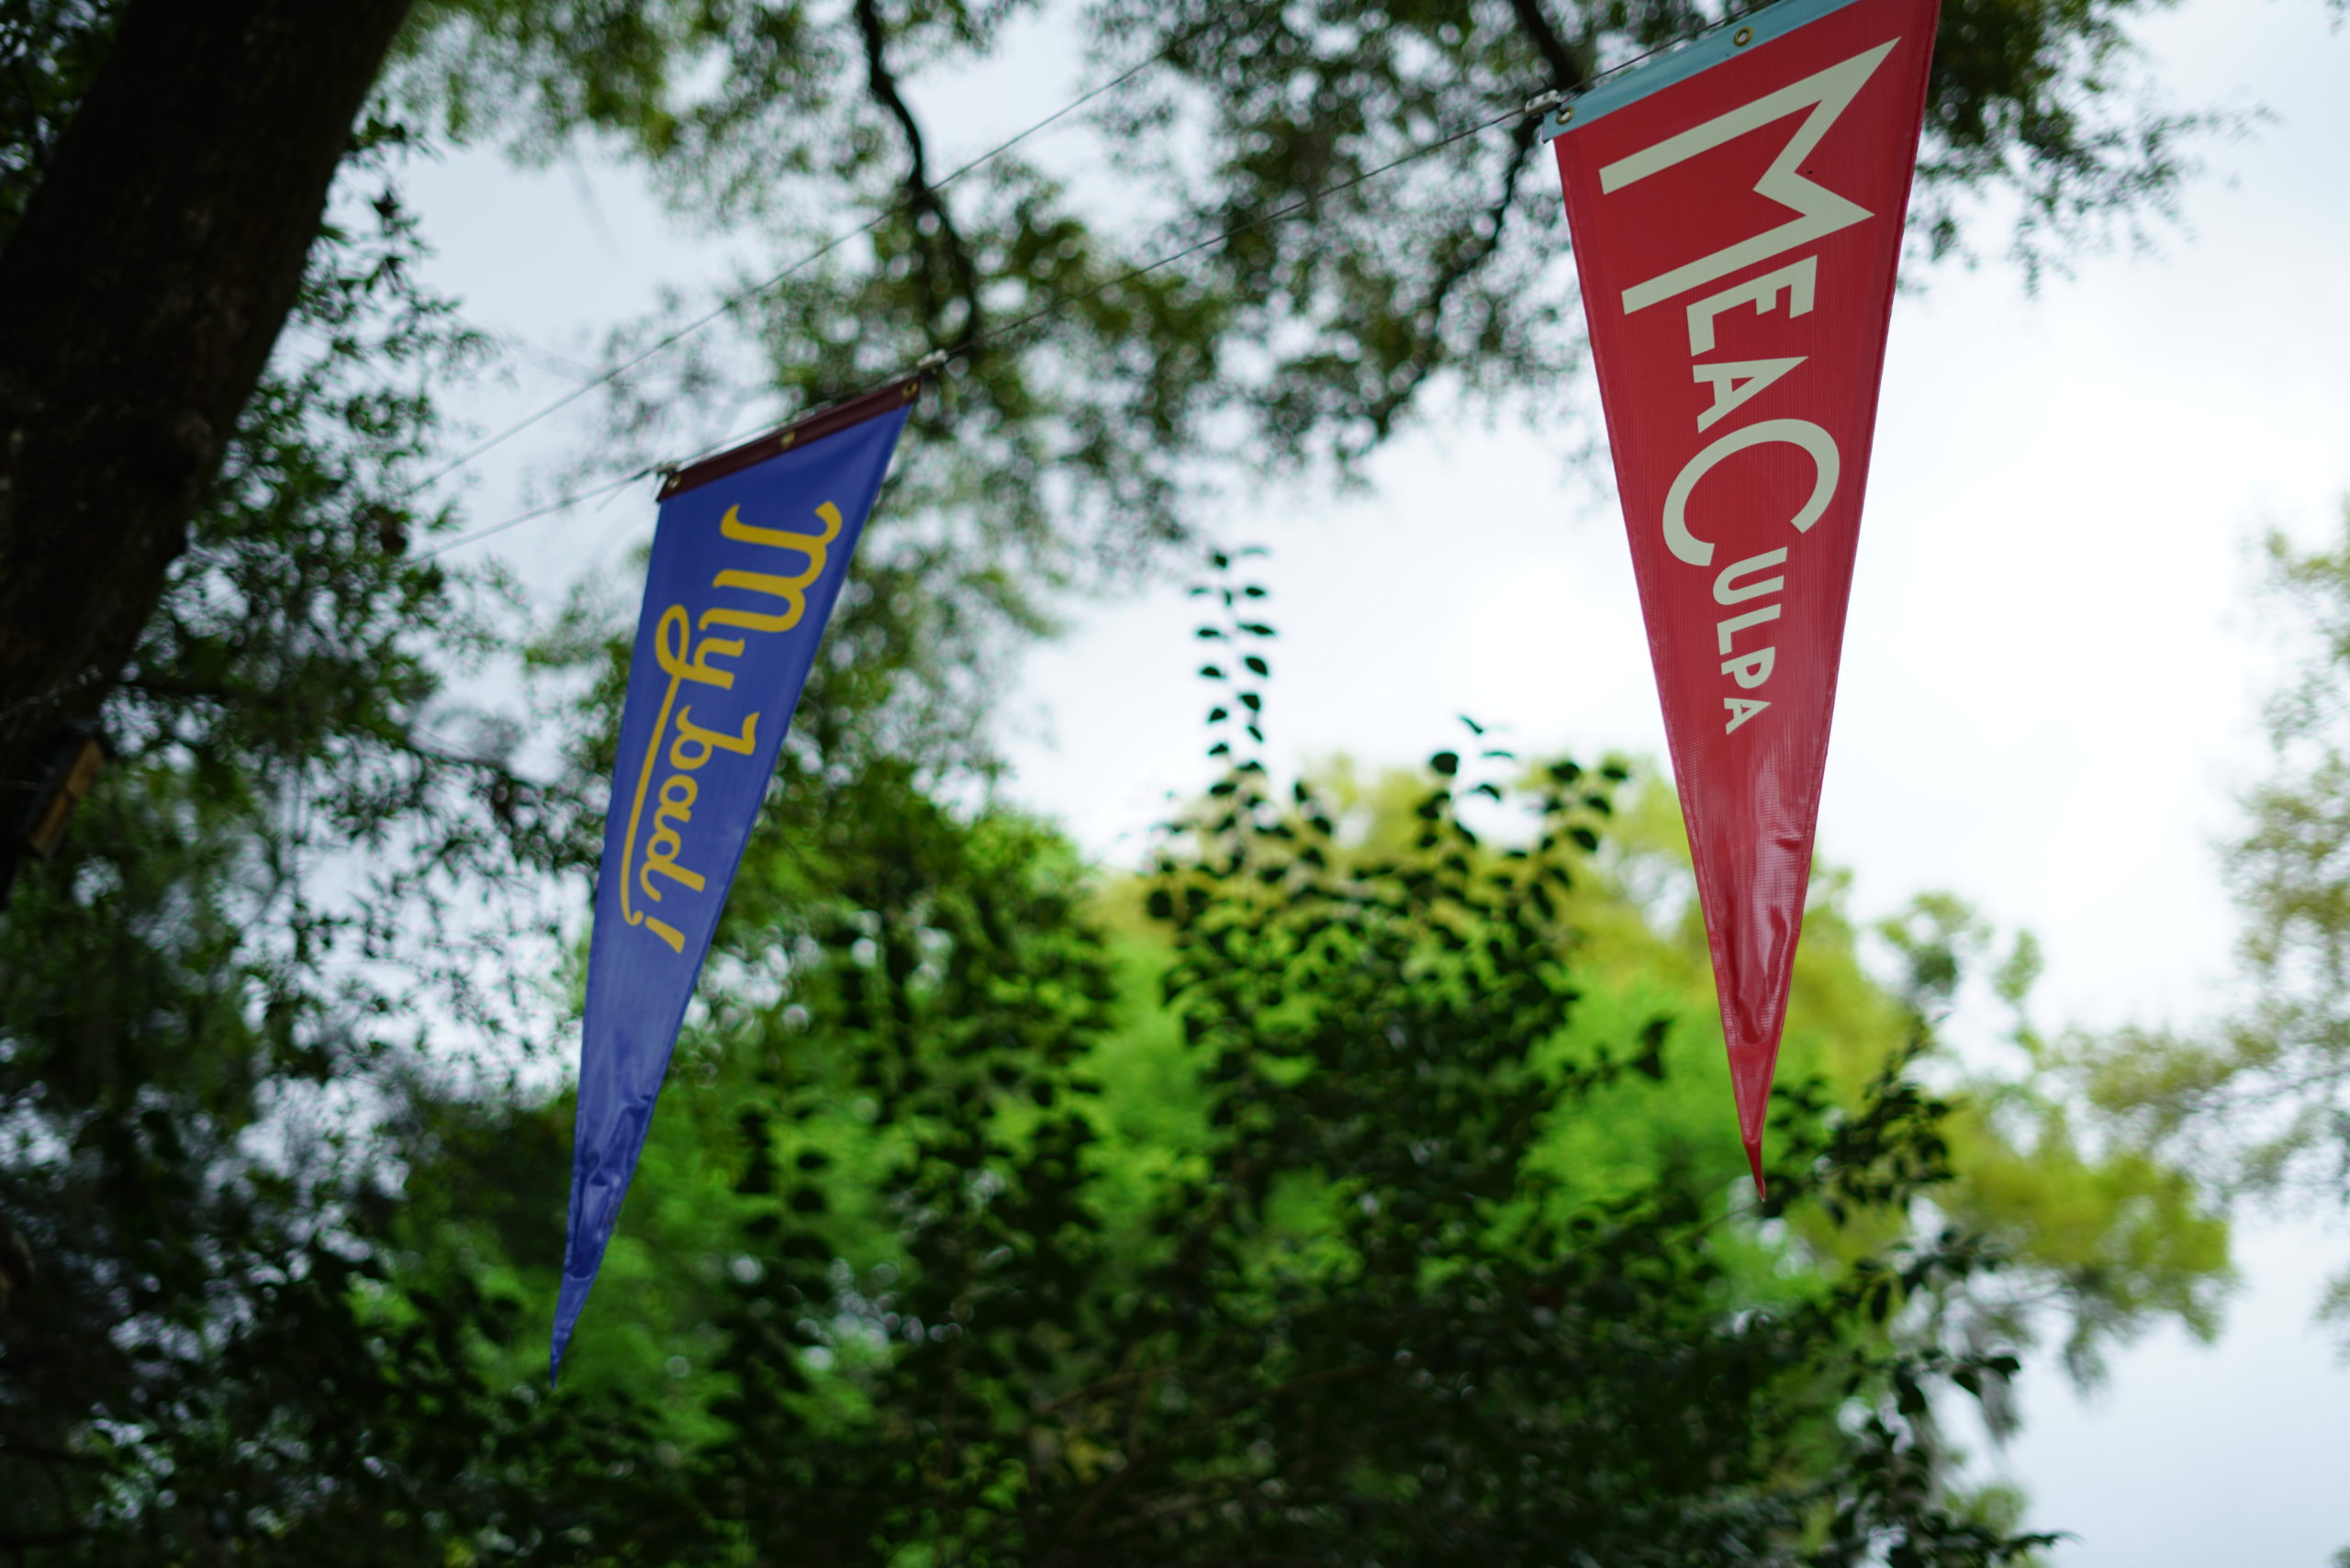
left=554, top=378, right=919, bottom=1379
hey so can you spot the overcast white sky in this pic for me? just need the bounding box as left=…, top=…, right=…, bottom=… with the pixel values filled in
left=404, top=0, right=2350, bottom=1558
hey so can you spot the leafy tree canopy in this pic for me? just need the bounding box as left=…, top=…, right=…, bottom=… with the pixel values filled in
left=2073, top=507, right=2350, bottom=1337
left=385, top=0, right=2243, bottom=603
left=0, top=0, right=2260, bottom=1560
left=356, top=574, right=2226, bottom=1562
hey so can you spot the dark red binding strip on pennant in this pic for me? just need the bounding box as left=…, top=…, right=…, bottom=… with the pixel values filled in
left=656, top=375, right=926, bottom=502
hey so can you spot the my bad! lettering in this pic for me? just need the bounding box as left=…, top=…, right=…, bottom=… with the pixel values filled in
left=618, top=499, right=844, bottom=952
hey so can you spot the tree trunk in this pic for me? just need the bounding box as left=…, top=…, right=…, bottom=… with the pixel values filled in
left=0, top=0, right=417, bottom=893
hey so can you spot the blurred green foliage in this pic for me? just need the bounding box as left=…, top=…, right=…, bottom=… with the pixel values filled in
left=384, top=0, right=2244, bottom=610
left=2072, top=507, right=2350, bottom=1338
left=0, top=0, right=2263, bottom=1559
left=383, top=567, right=2221, bottom=1563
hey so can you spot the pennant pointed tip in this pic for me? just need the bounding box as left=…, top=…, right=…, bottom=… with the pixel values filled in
left=1743, top=1136, right=1766, bottom=1204
left=549, top=1290, right=583, bottom=1389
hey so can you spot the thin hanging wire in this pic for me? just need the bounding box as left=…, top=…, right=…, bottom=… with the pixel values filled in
left=414, top=2, right=1781, bottom=561
left=412, top=471, right=645, bottom=561
left=929, top=0, right=1799, bottom=380
left=419, top=96, right=1539, bottom=561
left=400, top=34, right=1204, bottom=502
left=938, top=105, right=1530, bottom=376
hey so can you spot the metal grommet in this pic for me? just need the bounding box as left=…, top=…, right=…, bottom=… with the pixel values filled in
left=1559, top=106, right=1574, bottom=125
left=778, top=431, right=798, bottom=450
left=1732, top=25, right=1753, bottom=46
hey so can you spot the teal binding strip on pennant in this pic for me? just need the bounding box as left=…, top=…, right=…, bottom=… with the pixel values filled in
left=1539, top=0, right=1863, bottom=141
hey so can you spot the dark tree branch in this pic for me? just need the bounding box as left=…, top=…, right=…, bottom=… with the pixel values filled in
left=1051, top=1362, right=1385, bottom=1554
left=852, top=0, right=983, bottom=352
left=0, top=0, right=417, bottom=901
left=1358, top=118, right=1544, bottom=443
left=0, top=1529, right=92, bottom=1550
left=1505, top=0, right=1596, bottom=92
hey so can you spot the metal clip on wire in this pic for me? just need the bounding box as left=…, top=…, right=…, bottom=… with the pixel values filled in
left=1531, top=87, right=1579, bottom=143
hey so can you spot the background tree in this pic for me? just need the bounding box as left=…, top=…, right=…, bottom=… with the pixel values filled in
left=0, top=0, right=2268, bottom=1559
left=0, top=0, right=415, bottom=872
left=2075, top=505, right=2350, bottom=1337
left=395, top=0, right=2242, bottom=628
left=384, top=568, right=2221, bottom=1563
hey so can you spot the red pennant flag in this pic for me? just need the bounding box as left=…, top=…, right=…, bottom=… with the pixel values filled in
left=1547, top=0, right=1938, bottom=1191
